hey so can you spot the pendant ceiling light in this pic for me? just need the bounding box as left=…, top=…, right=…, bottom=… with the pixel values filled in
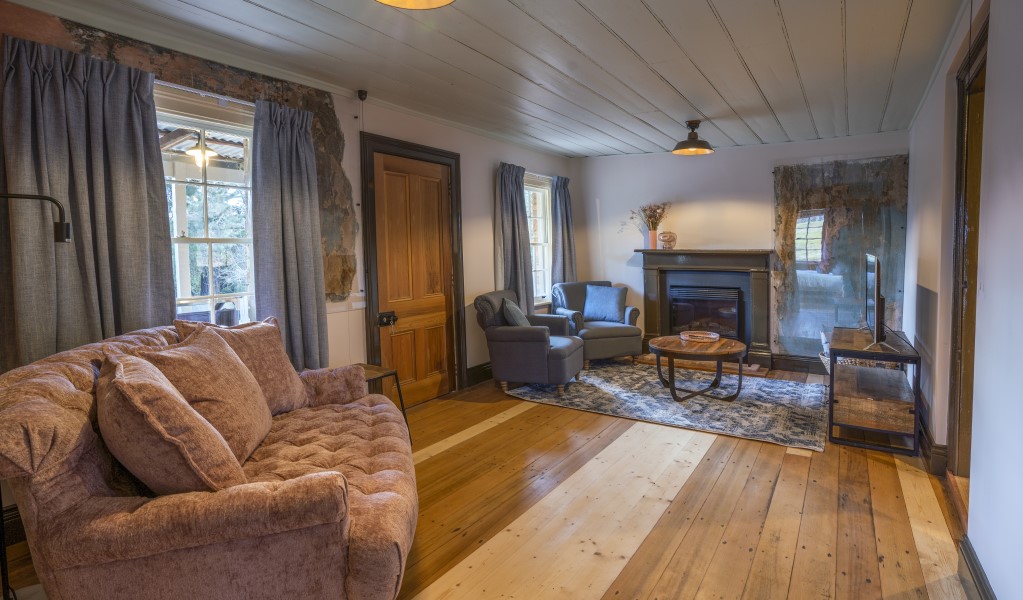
left=375, top=0, right=454, bottom=8
left=672, top=120, right=714, bottom=156
left=185, top=142, right=218, bottom=167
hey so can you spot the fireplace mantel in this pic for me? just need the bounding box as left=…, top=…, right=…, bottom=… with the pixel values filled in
left=636, top=249, right=774, bottom=367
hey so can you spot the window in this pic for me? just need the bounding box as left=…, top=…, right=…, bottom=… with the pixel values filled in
left=159, top=115, right=256, bottom=326
left=794, top=209, right=825, bottom=264
left=524, top=172, right=553, bottom=302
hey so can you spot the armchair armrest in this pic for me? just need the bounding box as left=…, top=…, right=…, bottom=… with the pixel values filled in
left=553, top=307, right=584, bottom=334
left=300, top=364, right=369, bottom=407
left=527, top=313, right=571, bottom=337
left=486, top=326, right=550, bottom=343
left=624, top=306, right=640, bottom=326
left=46, top=472, right=349, bottom=568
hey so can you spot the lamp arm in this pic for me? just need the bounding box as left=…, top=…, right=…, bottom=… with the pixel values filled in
left=0, top=193, right=66, bottom=222
left=0, top=193, right=72, bottom=242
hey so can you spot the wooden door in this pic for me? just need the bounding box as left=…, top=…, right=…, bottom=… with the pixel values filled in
left=374, top=153, right=454, bottom=407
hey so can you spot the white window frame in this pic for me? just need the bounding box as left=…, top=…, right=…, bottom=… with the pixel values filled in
left=523, top=172, right=554, bottom=304
left=794, top=209, right=826, bottom=265
left=155, top=85, right=257, bottom=325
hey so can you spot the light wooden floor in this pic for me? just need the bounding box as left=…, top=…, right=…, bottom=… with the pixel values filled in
left=400, top=369, right=971, bottom=600
left=7, top=368, right=972, bottom=600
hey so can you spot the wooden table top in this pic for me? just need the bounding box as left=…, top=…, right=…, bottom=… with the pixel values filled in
left=648, top=335, right=747, bottom=358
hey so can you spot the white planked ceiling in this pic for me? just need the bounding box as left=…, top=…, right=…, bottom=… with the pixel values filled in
left=15, top=0, right=964, bottom=157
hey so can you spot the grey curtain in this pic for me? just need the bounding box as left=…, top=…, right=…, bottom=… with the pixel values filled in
left=550, top=175, right=577, bottom=283
left=494, top=162, right=534, bottom=313
left=252, top=100, right=328, bottom=370
left=0, top=37, right=173, bottom=372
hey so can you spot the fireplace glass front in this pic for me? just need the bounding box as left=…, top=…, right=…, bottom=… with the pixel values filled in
left=669, top=286, right=742, bottom=339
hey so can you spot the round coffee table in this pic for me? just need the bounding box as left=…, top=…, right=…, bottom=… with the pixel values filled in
left=647, top=335, right=748, bottom=402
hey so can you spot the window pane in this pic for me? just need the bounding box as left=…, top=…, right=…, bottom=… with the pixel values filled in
left=207, top=187, right=250, bottom=238
left=176, top=299, right=212, bottom=323
left=160, top=123, right=202, bottom=182
left=167, top=183, right=175, bottom=236
left=231, top=295, right=257, bottom=324
left=533, top=270, right=545, bottom=298
left=213, top=243, right=251, bottom=295
left=188, top=243, right=210, bottom=297
left=529, top=218, right=547, bottom=244
left=205, top=129, right=249, bottom=187
left=175, top=184, right=204, bottom=238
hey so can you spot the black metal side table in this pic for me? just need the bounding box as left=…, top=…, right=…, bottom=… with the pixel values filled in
left=357, top=363, right=410, bottom=442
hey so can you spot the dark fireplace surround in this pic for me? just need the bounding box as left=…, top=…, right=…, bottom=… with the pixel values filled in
left=637, top=250, right=773, bottom=368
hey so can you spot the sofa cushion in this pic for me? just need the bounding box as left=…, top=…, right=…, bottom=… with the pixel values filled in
left=501, top=298, right=531, bottom=327
left=132, top=328, right=272, bottom=463
left=97, top=353, right=246, bottom=495
left=175, top=317, right=306, bottom=415
left=583, top=284, right=627, bottom=323
left=243, top=396, right=417, bottom=599
left=578, top=321, right=643, bottom=340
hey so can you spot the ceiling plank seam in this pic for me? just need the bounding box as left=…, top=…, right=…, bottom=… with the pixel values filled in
left=774, top=0, right=820, bottom=140
left=638, top=0, right=755, bottom=145
left=877, top=0, right=915, bottom=133
left=841, top=0, right=851, bottom=137
left=705, top=0, right=790, bottom=143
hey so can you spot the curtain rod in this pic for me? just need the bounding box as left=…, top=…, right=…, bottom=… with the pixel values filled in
left=155, top=80, right=256, bottom=108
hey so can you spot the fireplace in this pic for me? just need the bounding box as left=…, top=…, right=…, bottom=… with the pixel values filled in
left=637, top=250, right=772, bottom=368
left=669, top=286, right=742, bottom=339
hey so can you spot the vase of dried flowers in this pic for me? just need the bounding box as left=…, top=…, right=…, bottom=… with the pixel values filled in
left=624, top=202, right=669, bottom=249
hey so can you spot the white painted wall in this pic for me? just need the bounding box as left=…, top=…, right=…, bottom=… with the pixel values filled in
left=572, top=132, right=909, bottom=327
left=967, top=0, right=1023, bottom=595
left=904, top=0, right=982, bottom=445
left=325, top=97, right=575, bottom=370
left=902, top=1, right=975, bottom=446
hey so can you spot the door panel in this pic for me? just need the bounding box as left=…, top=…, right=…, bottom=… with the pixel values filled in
left=374, top=153, right=453, bottom=407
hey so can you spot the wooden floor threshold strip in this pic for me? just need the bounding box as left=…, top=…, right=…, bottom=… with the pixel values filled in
left=412, top=402, right=536, bottom=464
left=412, top=423, right=715, bottom=599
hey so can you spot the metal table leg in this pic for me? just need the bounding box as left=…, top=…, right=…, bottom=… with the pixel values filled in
left=389, top=373, right=411, bottom=444
left=660, top=355, right=743, bottom=402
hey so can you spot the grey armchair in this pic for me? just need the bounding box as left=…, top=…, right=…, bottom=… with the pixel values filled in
left=551, top=281, right=643, bottom=367
left=474, top=290, right=584, bottom=395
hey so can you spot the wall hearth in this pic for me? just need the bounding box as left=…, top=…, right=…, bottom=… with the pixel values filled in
left=637, top=249, right=772, bottom=368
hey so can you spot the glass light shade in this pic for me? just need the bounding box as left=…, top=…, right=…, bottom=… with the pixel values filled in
left=375, top=0, right=455, bottom=8
left=185, top=144, right=218, bottom=167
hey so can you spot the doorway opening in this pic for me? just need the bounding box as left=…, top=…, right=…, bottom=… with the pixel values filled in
left=947, top=19, right=987, bottom=531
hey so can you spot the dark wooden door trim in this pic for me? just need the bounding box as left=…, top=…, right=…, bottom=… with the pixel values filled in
left=947, top=20, right=987, bottom=478
left=360, top=132, right=466, bottom=391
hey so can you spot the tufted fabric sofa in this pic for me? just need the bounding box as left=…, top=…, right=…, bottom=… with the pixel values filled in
left=0, top=327, right=417, bottom=600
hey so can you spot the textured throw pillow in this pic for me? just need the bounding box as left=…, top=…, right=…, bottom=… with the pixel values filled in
left=97, top=353, right=247, bottom=495
left=175, top=317, right=306, bottom=415
left=132, top=328, right=272, bottom=463
left=502, top=298, right=531, bottom=327
left=583, top=285, right=627, bottom=323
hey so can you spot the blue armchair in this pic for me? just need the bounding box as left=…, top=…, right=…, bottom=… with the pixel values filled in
left=474, top=290, right=584, bottom=395
left=551, top=281, right=642, bottom=368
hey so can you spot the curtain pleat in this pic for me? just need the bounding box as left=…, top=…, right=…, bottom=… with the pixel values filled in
left=0, top=36, right=173, bottom=372
left=251, top=100, right=328, bottom=370
left=550, top=175, right=577, bottom=284
left=494, top=162, right=534, bottom=313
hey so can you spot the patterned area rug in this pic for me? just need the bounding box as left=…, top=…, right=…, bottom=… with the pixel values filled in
left=506, top=361, right=828, bottom=451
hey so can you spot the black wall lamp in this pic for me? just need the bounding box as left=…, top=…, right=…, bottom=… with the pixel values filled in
left=0, top=191, right=69, bottom=600
left=0, top=193, right=72, bottom=242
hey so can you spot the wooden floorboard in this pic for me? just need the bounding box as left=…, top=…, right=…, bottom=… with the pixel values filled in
left=6, top=369, right=969, bottom=600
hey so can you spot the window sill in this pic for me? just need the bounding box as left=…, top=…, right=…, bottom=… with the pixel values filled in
left=533, top=300, right=552, bottom=313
